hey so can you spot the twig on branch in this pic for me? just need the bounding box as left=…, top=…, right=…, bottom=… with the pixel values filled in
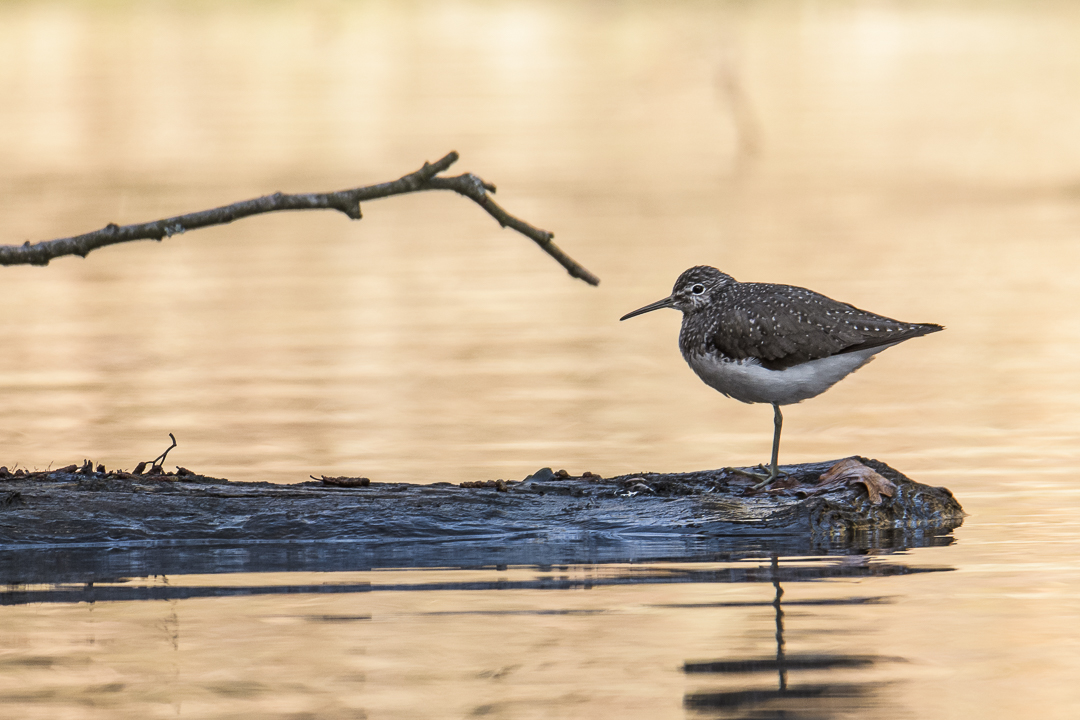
left=0, top=152, right=599, bottom=285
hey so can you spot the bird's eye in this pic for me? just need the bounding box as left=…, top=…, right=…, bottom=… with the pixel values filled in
left=691, top=284, right=705, bottom=295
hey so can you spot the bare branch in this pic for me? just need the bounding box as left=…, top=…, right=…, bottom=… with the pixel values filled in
left=0, top=151, right=600, bottom=285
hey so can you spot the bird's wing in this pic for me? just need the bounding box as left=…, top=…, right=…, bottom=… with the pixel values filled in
left=707, top=284, right=941, bottom=370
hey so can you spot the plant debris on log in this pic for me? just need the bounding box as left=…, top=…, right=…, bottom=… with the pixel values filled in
left=315, top=476, right=371, bottom=488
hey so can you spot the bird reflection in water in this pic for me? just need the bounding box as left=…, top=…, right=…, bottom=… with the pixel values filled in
left=683, top=554, right=904, bottom=718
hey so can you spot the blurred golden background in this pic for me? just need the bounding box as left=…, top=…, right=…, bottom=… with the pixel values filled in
left=0, top=0, right=1076, bottom=493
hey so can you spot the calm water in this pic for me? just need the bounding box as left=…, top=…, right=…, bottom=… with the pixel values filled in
left=1, top=0, right=1080, bottom=717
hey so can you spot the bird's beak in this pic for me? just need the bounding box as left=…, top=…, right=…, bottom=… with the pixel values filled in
left=620, top=296, right=676, bottom=321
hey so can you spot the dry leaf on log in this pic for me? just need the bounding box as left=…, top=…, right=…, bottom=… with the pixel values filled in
left=818, top=458, right=897, bottom=505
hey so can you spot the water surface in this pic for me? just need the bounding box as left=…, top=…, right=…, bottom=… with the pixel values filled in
left=1, top=1, right=1079, bottom=717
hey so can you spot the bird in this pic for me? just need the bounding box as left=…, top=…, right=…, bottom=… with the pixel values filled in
left=620, top=266, right=942, bottom=488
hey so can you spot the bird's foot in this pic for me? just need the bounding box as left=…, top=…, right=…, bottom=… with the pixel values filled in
left=751, top=471, right=781, bottom=491
left=725, top=466, right=768, bottom=481
left=724, top=465, right=784, bottom=491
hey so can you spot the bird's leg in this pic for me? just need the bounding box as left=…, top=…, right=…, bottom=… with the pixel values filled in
left=770, top=402, right=783, bottom=477
left=725, top=404, right=786, bottom=489
left=751, top=403, right=783, bottom=490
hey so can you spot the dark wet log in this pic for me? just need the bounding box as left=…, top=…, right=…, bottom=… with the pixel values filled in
left=0, top=458, right=963, bottom=589
left=0, top=458, right=961, bottom=553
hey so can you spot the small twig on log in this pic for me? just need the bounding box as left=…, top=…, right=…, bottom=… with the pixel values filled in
left=134, top=433, right=177, bottom=475
left=0, top=152, right=600, bottom=285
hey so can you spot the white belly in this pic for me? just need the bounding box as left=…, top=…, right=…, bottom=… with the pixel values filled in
left=685, top=345, right=897, bottom=405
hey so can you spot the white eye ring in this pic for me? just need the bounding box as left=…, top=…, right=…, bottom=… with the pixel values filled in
left=691, top=284, right=705, bottom=295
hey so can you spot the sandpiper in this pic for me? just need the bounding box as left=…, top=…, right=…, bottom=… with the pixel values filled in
left=620, top=266, right=942, bottom=487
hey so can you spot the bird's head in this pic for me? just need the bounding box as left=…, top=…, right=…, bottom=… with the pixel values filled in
left=620, top=266, right=735, bottom=320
